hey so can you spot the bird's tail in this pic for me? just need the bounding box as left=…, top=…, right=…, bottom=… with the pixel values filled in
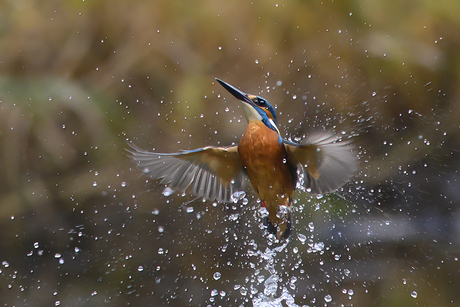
left=263, top=203, right=292, bottom=240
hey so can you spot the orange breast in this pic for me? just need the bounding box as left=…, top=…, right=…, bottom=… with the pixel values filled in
left=238, top=121, right=295, bottom=207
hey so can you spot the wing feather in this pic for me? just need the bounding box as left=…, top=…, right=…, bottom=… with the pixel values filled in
left=127, top=143, right=246, bottom=203
left=285, top=133, right=357, bottom=194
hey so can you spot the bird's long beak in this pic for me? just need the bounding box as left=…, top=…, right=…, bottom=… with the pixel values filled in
left=216, top=78, right=265, bottom=123
left=216, top=78, right=254, bottom=105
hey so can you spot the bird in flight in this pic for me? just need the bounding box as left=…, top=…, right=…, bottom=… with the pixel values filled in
left=128, top=78, right=357, bottom=240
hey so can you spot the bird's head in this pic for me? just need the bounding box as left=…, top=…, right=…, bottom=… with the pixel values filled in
left=216, top=78, right=278, bottom=132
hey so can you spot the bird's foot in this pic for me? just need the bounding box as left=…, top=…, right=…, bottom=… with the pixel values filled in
left=263, top=205, right=292, bottom=240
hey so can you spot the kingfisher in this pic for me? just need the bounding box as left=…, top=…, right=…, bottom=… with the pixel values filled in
left=128, top=78, right=357, bottom=240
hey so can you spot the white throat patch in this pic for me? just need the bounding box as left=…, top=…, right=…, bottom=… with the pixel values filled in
left=241, top=102, right=263, bottom=121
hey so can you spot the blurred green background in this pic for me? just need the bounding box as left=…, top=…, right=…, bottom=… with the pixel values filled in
left=1, top=0, right=460, bottom=306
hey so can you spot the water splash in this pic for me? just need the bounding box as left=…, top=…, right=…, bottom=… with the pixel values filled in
left=253, top=286, right=301, bottom=307
left=249, top=242, right=307, bottom=307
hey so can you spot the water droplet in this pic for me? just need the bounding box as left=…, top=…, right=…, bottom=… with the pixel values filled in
left=162, top=187, right=174, bottom=196
left=411, top=291, right=417, bottom=298
left=312, top=242, right=324, bottom=252
left=232, top=191, right=246, bottom=202
left=213, top=272, right=222, bottom=280
left=138, top=266, right=144, bottom=272
left=228, top=213, right=239, bottom=221
left=324, top=294, right=332, bottom=302
left=297, top=233, right=307, bottom=244
left=257, top=275, right=265, bottom=284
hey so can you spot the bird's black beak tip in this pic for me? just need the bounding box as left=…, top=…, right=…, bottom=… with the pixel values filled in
left=215, top=77, right=228, bottom=88
left=215, top=78, right=250, bottom=103
left=215, top=78, right=226, bottom=88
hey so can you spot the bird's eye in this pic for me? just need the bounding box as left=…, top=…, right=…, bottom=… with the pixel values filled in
left=257, top=98, right=266, bottom=106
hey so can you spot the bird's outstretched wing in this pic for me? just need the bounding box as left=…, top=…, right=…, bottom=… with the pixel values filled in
left=284, top=133, right=357, bottom=194
left=127, top=143, right=246, bottom=203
